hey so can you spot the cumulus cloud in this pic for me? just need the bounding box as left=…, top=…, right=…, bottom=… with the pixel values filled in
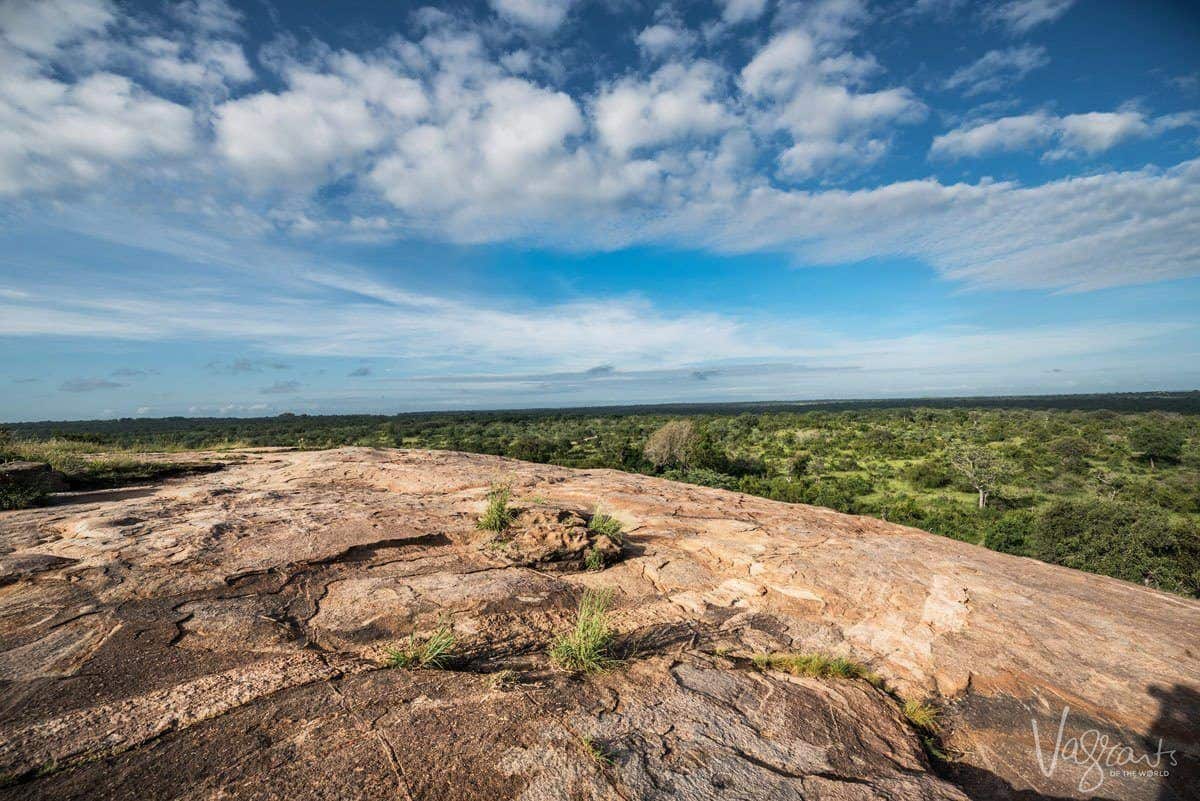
left=0, top=70, right=195, bottom=195
left=594, top=61, right=733, bottom=155
left=943, top=45, right=1048, bottom=96
left=718, top=0, right=770, bottom=25
left=635, top=24, right=695, bottom=58
left=215, top=52, right=427, bottom=188
left=488, top=0, right=574, bottom=32
left=930, top=109, right=1196, bottom=160
left=740, top=24, right=924, bottom=178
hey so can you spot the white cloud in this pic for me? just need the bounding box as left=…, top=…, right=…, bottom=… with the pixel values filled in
left=635, top=24, right=695, bottom=58
left=0, top=69, right=194, bottom=195
left=488, top=0, right=574, bottom=32
left=215, top=53, right=427, bottom=187
left=944, top=45, right=1048, bottom=96
left=0, top=0, right=114, bottom=56
left=931, top=109, right=1195, bottom=160
left=986, top=0, right=1075, bottom=34
left=707, top=159, right=1200, bottom=291
left=168, top=0, right=243, bottom=36
left=718, top=0, right=769, bottom=25
left=930, top=112, right=1054, bottom=158
left=594, top=61, right=733, bottom=155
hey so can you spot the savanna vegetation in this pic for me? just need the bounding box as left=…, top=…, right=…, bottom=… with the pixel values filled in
left=3, top=391, right=1199, bottom=595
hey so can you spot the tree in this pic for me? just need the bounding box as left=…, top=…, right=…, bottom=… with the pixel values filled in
left=643, top=420, right=698, bottom=469
left=1129, top=423, right=1184, bottom=469
left=949, top=445, right=1005, bottom=509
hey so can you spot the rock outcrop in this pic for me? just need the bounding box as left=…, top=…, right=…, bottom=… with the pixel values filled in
left=0, top=448, right=1196, bottom=800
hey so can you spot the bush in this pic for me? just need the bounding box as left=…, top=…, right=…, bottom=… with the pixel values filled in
left=1130, top=423, right=1185, bottom=467
left=905, top=458, right=952, bottom=489
left=985, top=511, right=1036, bottom=556
left=661, top=468, right=740, bottom=491
left=1033, top=500, right=1200, bottom=595
left=643, top=420, right=697, bottom=469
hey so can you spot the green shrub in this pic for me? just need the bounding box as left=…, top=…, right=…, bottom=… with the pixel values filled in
left=587, top=508, right=624, bottom=542
left=905, top=458, right=953, bottom=489
left=1033, top=500, right=1200, bottom=595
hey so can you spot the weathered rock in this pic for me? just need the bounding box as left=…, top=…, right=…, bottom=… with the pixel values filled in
left=482, top=506, right=622, bottom=570
left=0, top=447, right=1195, bottom=800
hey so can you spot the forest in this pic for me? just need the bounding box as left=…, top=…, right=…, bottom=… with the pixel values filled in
left=3, top=392, right=1199, bottom=596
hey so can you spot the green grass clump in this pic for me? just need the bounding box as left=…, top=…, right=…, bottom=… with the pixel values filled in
left=751, top=652, right=882, bottom=686
left=476, top=485, right=515, bottom=533
left=583, top=547, right=605, bottom=572
left=385, top=624, right=456, bottom=669
left=550, top=588, right=618, bottom=673
left=587, top=507, right=624, bottom=543
left=902, top=699, right=941, bottom=733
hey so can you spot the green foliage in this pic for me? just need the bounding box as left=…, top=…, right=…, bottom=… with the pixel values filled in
left=587, top=507, right=624, bottom=542
left=476, top=485, right=515, bottom=533
left=751, top=652, right=882, bottom=686
left=584, top=547, right=605, bottom=572
left=902, top=699, right=941, bottom=733
left=1032, top=500, right=1200, bottom=595
left=385, top=624, right=456, bottom=669
left=550, top=588, right=618, bottom=673
left=905, top=458, right=953, bottom=489
left=1130, top=421, right=1186, bottom=466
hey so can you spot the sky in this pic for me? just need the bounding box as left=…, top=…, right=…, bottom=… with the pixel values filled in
left=1, top=0, right=1198, bottom=421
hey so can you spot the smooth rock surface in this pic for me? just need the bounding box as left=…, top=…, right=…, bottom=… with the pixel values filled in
left=0, top=448, right=1196, bottom=800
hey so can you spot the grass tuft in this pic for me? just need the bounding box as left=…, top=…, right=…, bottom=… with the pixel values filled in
left=751, top=652, right=883, bottom=686
left=385, top=624, right=456, bottom=669
left=581, top=736, right=614, bottom=767
left=902, top=699, right=941, bottom=733
left=550, top=588, right=618, bottom=673
left=584, top=546, right=605, bottom=572
left=587, top=507, right=625, bottom=543
left=476, top=485, right=515, bottom=533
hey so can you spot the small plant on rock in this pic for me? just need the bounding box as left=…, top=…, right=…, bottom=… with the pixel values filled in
left=550, top=588, right=617, bottom=673
left=584, top=546, right=606, bottom=572
left=587, top=507, right=624, bottom=543
left=476, top=485, right=515, bottom=533
left=580, top=735, right=614, bottom=767
left=385, top=623, right=456, bottom=669
left=752, top=652, right=883, bottom=687
left=902, top=699, right=941, bottom=733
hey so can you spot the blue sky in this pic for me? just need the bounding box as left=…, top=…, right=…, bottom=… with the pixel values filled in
left=1, top=0, right=1198, bottom=421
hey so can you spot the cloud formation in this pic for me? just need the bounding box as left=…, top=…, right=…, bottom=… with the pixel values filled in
left=943, top=45, right=1048, bottom=96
